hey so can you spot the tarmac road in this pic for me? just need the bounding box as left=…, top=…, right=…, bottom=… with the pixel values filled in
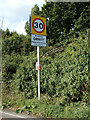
left=0, top=109, right=37, bottom=119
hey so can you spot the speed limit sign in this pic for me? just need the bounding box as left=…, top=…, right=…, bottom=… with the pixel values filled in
left=30, top=16, right=47, bottom=100
left=30, top=16, right=46, bottom=36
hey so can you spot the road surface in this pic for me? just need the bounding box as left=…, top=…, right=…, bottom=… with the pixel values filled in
left=0, top=109, right=37, bottom=119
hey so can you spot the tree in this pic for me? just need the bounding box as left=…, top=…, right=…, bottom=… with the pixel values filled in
left=41, top=2, right=89, bottom=45
left=25, top=2, right=89, bottom=46
left=25, top=21, right=30, bottom=35
left=31, top=4, right=40, bottom=16
left=5, top=28, right=10, bottom=36
left=74, top=5, right=90, bottom=32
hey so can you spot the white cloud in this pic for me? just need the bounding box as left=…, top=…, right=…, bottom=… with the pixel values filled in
left=0, top=0, right=45, bottom=35
left=15, top=20, right=27, bottom=35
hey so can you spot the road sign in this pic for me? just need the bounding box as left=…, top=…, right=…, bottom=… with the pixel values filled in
left=31, top=34, right=46, bottom=47
left=31, top=16, right=46, bottom=36
left=30, top=16, right=47, bottom=100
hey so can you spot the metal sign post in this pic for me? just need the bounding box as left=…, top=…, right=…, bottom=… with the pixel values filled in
left=37, top=46, right=40, bottom=100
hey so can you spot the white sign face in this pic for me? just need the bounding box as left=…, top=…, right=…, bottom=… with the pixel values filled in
left=31, top=34, right=46, bottom=47
left=33, top=19, right=45, bottom=33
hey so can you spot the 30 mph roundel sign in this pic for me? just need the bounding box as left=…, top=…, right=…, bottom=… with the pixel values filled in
left=33, top=18, right=45, bottom=33
left=31, top=16, right=46, bottom=36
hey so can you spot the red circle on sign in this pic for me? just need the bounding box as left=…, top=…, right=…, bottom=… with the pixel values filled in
left=32, top=18, right=45, bottom=33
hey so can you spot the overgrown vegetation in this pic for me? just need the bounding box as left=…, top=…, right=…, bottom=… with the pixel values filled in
left=2, top=94, right=90, bottom=118
left=1, top=2, right=90, bottom=119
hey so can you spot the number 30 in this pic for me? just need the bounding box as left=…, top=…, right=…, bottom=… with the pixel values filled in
left=34, top=22, right=43, bottom=29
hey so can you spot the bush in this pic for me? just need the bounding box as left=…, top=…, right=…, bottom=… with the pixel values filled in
left=2, top=34, right=34, bottom=55
left=2, top=54, right=23, bottom=93
left=13, top=52, right=37, bottom=98
left=2, top=32, right=89, bottom=103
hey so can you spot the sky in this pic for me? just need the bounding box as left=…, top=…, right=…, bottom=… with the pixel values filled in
left=0, top=0, right=46, bottom=35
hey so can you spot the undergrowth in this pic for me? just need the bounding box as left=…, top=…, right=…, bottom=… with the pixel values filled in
left=2, top=93, right=90, bottom=118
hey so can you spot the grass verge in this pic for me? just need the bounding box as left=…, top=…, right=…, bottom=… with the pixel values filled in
left=2, top=93, right=90, bottom=118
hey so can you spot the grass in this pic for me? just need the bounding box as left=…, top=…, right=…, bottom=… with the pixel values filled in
left=2, top=93, right=90, bottom=118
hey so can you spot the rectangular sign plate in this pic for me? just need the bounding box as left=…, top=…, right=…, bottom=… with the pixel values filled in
left=31, top=34, right=46, bottom=47
left=30, top=16, right=46, bottom=36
